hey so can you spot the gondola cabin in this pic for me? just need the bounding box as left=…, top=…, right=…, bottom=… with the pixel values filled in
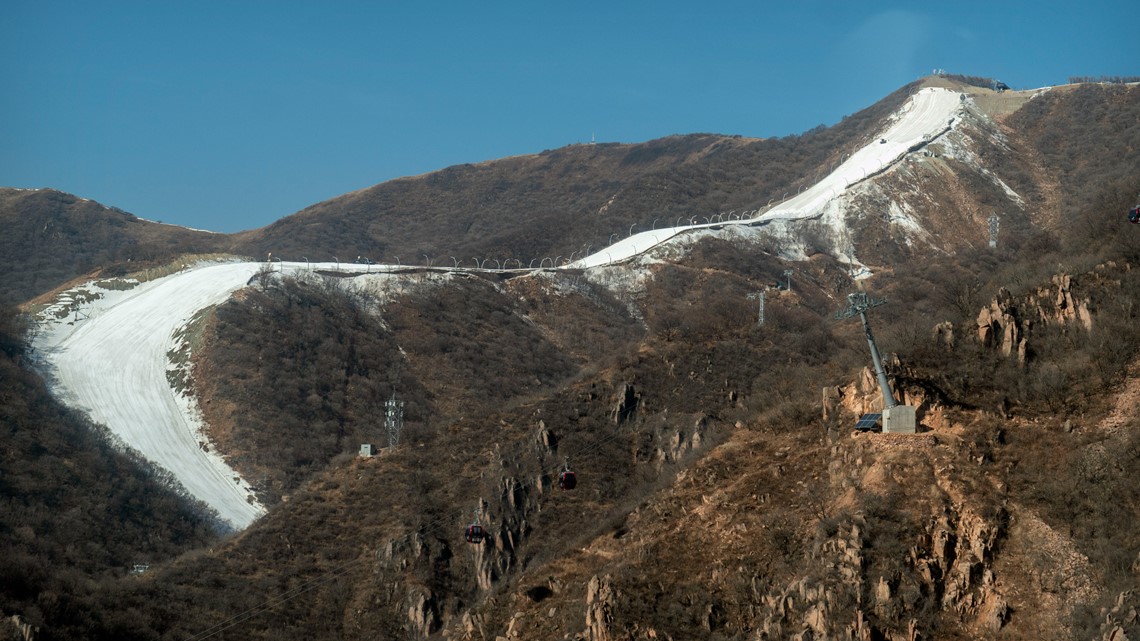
left=1129, top=206, right=1140, bottom=224
left=464, top=523, right=484, bottom=544
left=559, top=469, right=577, bottom=491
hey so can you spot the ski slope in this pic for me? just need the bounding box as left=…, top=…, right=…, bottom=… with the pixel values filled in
left=32, top=87, right=963, bottom=530
left=573, top=87, right=963, bottom=268
left=35, top=262, right=269, bottom=528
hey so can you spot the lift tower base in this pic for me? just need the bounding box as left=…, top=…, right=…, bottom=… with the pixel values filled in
left=883, top=405, right=916, bottom=434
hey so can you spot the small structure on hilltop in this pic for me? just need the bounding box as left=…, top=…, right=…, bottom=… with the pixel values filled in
left=359, top=443, right=376, bottom=457
left=835, top=292, right=916, bottom=433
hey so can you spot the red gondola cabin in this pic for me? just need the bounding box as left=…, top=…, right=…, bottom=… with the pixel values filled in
left=559, top=469, right=577, bottom=491
left=465, top=524, right=484, bottom=544
left=1129, top=206, right=1140, bottom=224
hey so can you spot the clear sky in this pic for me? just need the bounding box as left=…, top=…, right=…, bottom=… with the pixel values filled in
left=2, top=1, right=1136, bottom=233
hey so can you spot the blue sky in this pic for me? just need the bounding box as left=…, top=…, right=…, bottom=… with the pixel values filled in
left=2, top=1, right=1136, bottom=232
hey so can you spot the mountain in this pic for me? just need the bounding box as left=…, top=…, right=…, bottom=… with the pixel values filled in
left=3, top=76, right=1140, bottom=641
left=227, top=82, right=917, bottom=266
left=0, top=188, right=229, bottom=307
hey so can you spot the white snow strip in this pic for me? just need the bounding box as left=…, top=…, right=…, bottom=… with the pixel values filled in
left=571, top=87, right=963, bottom=268
left=35, top=262, right=267, bottom=529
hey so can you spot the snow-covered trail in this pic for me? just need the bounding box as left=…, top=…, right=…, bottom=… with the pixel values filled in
left=36, top=262, right=267, bottom=528
left=573, top=87, right=963, bottom=268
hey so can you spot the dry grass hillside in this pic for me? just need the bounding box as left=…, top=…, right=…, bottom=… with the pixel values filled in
left=0, top=188, right=230, bottom=306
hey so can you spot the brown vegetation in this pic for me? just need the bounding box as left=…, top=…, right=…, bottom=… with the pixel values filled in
left=0, top=306, right=219, bottom=638
left=0, top=188, right=228, bottom=306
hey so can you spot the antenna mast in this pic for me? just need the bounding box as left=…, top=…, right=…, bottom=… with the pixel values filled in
left=746, top=290, right=766, bottom=325
left=386, top=393, right=404, bottom=448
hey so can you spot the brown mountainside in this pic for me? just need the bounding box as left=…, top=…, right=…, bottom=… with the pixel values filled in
left=0, top=188, right=228, bottom=306
left=228, top=83, right=917, bottom=265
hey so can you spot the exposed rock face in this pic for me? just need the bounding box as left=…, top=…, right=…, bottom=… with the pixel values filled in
left=931, top=321, right=955, bottom=348
left=974, top=274, right=1093, bottom=364
left=585, top=574, right=616, bottom=641
left=407, top=590, right=440, bottom=638
left=630, top=412, right=709, bottom=469
left=747, top=435, right=1011, bottom=641
left=1099, top=590, right=1140, bottom=641
left=822, top=363, right=947, bottom=430
left=3, top=615, right=37, bottom=641
left=376, top=533, right=447, bottom=639
left=1037, top=274, right=1093, bottom=331
left=613, top=383, right=640, bottom=424
left=976, top=287, right=1028, bottom=360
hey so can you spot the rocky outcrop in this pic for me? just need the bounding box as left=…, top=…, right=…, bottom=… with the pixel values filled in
left=376, top=533, right=448, bottom=639
left=585, top=574, right=617, bottom=641
left=1035, top=274, right=1093, bottom=331
left=1099, top=590, right=1140, bottom=641
left=976, top=287, right=1028, bottom=361
left=613, top=383, right=640, bottom=424
left=822, top=363, right=947, bottom=430
left=750, top=435, right=1010, bottom=640
left=931, top=321, right=955, bottom=348
left=974, top=274, right=1093, bottom=365
left=2, top=615, right=37, bottom=641
left=630, top=412, right=709, bottom=469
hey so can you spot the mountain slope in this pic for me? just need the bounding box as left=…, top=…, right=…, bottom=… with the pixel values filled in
left=7, top=77, right=1140, bottom=641
left=0, top=188, right=228, bottom=306
left=229, top=83, right=920, bottom=264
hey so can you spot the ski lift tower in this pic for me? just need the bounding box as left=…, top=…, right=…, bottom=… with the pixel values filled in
left=835, top=292, right=915, bottom=433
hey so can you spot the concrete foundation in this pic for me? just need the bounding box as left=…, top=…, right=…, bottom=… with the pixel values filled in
left=883, top=405, right=916, bottom=434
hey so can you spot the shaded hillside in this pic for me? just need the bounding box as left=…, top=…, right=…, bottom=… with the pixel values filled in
left=0, top=188, right=229, bottom=306
left=194, top=267, right=642, bottom=506
left=1007, top=82, right=1140, bottom=221
left=0, top=306, right=219, bottom=637
left=231, top=83, right=921, bottom=265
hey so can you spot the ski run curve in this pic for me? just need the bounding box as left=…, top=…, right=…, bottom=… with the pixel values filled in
left=35, top=262, right=268, bottom=529
left=573, top=86, right=964, bottom=268
left=32, top=87, right=963, bottom=530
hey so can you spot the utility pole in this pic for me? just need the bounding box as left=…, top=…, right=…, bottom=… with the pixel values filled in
left=836, top=292, right=895, bottom=410
left=783, top=269, right=795, bottom=293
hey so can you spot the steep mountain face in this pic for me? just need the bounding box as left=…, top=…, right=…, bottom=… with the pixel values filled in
left=792, top=81, right=1140, bottom=271
left=5, top=77, right=1140, bottom=641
